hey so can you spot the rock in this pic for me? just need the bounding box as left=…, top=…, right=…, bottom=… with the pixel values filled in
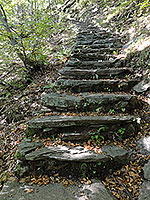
left=59, top=67, right=133, bottom=79
left=133, top=78, right=150, bottom=93
left=55, top=79, right=139, bottom=92
left=102, top=145, right=130, bottom=164
left=0, top=182, right=76, bottom=200
left=42, top=92, right=138, bottom=113
left=18, top=142, right=130, bottom=176
left=65, top=59, right=112, bottom=68
left=0, top=179, right=116, bottom=200
left=71, top=52, right=113, bottom=61
left=76, top=179, right=116, bottom=200
left=72, top=47, right=117, bottom=54
left=137, top=136, right=150, bottom=155
left=27, top=115, right=137, bottom=133
left=138, top=181, right=150, bottom=200
left=41, top=93, right=81, bottom=111
left=18, top=139, right=42, bottom=156
left=24, top=145, right=108, bottom=162
left=74, top=43, right=116, bottom=49
left=143, top=160, right=150, bottom=180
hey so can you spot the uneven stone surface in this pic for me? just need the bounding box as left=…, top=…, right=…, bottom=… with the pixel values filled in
left=133, top=78, right=150, bottom=93
left=55, top=78, right=139, bottom=92
left=143, top=160, right=150, bottom=180
left=138, top=181, right=150, bottom=200
left=27, top=115, right=137, bottom=138
left=17, top=140, right=130, bottom=177
left=59, top=67, right=133, bottom=79
left=18, top=139, right=42, bottom=155
left=0, top=179, right=116, bottom=200
left=137, top=136, right=150, bottom=156
left=65, top=59, right=120, bottom=68
left=42, top=92, right=138, bottom=112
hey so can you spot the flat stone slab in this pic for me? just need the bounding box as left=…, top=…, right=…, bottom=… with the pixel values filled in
left=17, top=140, right=130, bottom=176
left=54, top=79, right=139, bottom=92
left=74, top=43, right=122, bottom=49
left=65, top=59, right=115, bottom=68
left=71, top=52, right=114, bottom=61
left=138, top=181, right=150, bottom=200
left=143, top=160, right=150, bottom=180
left=0, top=179, right=116, bottom=200
left=137, top=136, right=150, bottom=156
left=27, top=115, right=137, bottom=130
left=41, top=92, right=138, bottom=112
left=59, top=67, right=133, bottom=79
left=72, top=47, right=117, bottom=54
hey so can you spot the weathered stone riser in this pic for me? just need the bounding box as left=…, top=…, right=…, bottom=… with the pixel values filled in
left=71, top=53, right=115, bottom=61
left=59, top=67, right=133, bottom=80
left=18, top=159, right=128, bottom=179
left=42, top=93, right=139, bottom=114
left=65, top=59, right=123, bottom=69
left=26, top=115, right=138, bottom=140
left=17, top=140, right=131, bottom=178
left=55, top=79, right=139, bottom=93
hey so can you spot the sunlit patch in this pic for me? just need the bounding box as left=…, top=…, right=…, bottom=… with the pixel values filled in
left=143, top=136, right=150, bottom=152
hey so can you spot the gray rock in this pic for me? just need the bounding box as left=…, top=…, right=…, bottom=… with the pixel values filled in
left=25, top=145, right=108, bottom=162
left=27, top=115, right=137, bottom=131
left=59, top=67, right=133, bottom=79
left=0, top=179, right=116, bottom=200
left=133, top=79, right=150, bottom=93
left=65, top=59, right=112, bottom=68
left=72, top=47, right=116, bottom=54
left=18, top=139, right=42, bottom=156
left=41, top=92, right=138, bottom=112
left=143, top=160, right=150, bottom=180
left=0, top=182, right=76, bottom=200
left=71, top=52, right=113, bottom=61
left=138, top=181, right=150, bottom=200
left=75, top=179, right=116, bottom=200
left=137, top=136, right=150, bottom=155
left=55, top=79, right=139, bottom=92
left=41, top=93, right=81, bottom=111
left=102, top=145, right=130, bottom=164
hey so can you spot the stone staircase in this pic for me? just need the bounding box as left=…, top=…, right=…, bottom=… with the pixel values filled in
left=17, top=24, right=140, bottom=181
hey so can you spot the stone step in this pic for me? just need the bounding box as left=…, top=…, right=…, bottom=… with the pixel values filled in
left=59, top=67, right=133, bottom=79
left=77, top=31, right=120, bottom=36
left=76, top=33, right=121, bottom=40
left=76, top=38, right=121, bottom=46
left=54, top=79, right=139, bottom=92
left=65, top=59, right=121, bottom=68
left=26, top=115, right=138, bottom=139
left=74, top=43, right=122, bottom=49
left=42, top=92, right=138, bottom=113
left=71, top=52, right=114, bottom=61
left=17, top=139, right=131, bottom=177
left=72, top=47, right=119, bottom=54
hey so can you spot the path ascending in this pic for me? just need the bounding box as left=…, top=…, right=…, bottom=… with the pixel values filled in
left=17, top=24, right=140, bottom=198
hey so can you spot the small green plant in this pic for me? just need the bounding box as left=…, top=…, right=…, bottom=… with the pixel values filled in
left=118, top=128, right=126, bottom=140
left=96, top=107, right=102, bottom=112
left=89, top=127, right=105, bottom=143
left=81, top=163, right=88, bottom=177
left=121, top=108, right=126, bottom=112
left=43, top=82, right=54, bottom=90
left=109, top=109, right=115, bottom=114
left=14, top=152, right=21, bottom=159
